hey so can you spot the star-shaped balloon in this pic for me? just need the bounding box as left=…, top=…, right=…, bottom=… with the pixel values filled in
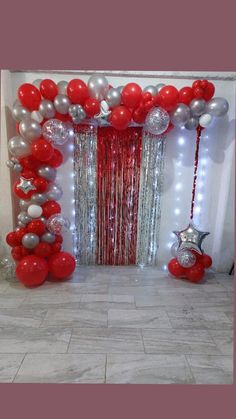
left=173, top=222, right=209, bottom=254
left=16, top=177, right=36, bottom=194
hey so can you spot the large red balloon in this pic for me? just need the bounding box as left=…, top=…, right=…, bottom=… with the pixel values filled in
left=48, top=251, right=76, bottom=279
left=34, top=242, right=52, bottom=258
left=84, top=97, right=100, bottom=117
left=168, top=258, right=184, bottom=278
left=67, top=79, right=89, bottom=105
left=110, top=106, right=131, bottom=130
left=20, top=155, right=41, bottom=170
left=33, top=177, right=49, bottom=193
left=40, top=79, right=58, bottom=100
left=159, top=86, right=179, bottom=111
left=32, top=138, right=54, bottom=162
left=47, top=149, right=63, bottom=168
left=121, top=83, right=142, bottom=108
left=27, top=220, right=46, bottom=236
left=199, top=254, right=212, bottom=269
left=16, top=255, right=48, bottom=287
left=18, top=83, right=41, bottom=111
left=42, top=200, right=61, bottom=218
left=186, top=262, right=205, bottom=283
left=179, top=87, right=194, bottom=105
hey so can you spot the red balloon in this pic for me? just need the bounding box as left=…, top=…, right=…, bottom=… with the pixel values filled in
left=32, top=138, right=54, bottom=162
left=6, top=232, right=20, bottom=247
left=110, top=106, right=131, bottom=130
left=47, top=149, right=63, bottom=168
left=34, top=242, right=51, bottom=258
left=193, top=86, right=204, bottom=99
left=199, top=254, right=212, bottom=269
left=168, top=258, right=185, bottom=277
left=13, top=180, right=35, bottom=199
left=11, top=245, right=30, bottom=261
left=67, top=79, right=89, bottom=105
left=15, top=227, right=28, bottom=243
left=192, top=80, right=202, bottom=89
left=203, top=82, right=215, bottom=101
left=16, top=255, right=48, bottom=287
left=132, top=107, right=147, bottom=124
left=42, top=201, right=61, bottom=218
left=142, top=92, right=152, bottom=102
left=40, top=79, right=58, bottom=100
left=20, top=155, right=41, bottom=170
left=27, top=220, right=46, bottom=236
left=186, top=262, right=205, bottom=283
left=51, top=242, right=62, bottom=253
left=121, top=83, right=142, bottom=108
left=55, top=234, right=63, bottom=243
left=159, top=86, right=179, bottom=111
left=200, top=80, right=208, bottom=89
left=54, top=112, right=72, bottom=122
left=18, top=83, right=41, bottom=111
left=153, top=94, right=161, bottom=107
left=179, top=87, right=194, bottom=105
left=33, top=177, right=49, bottom=193
left=144, top=98, right=154, bottom=112
left=84, top=97, right=100, bottom=117
left=48, top=251, right=76, bottom=279
left=20, top=169, right=37, bottom=180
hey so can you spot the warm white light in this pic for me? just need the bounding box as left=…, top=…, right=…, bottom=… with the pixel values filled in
left=68, top=144, right=74, bottom=151
left=178, top=137, right=185, bottom=145
left=175, top=183, right=182, bottom=191
left=174, top=208, right=180, bottom=215
left=197, top=193, right=203, bottom=202
left=167, top=242, right=172, bottom=249
left=162, top=264, right=167, bottom=271
left=195, top=206, right=201, bottom=214
left=201, top=158, right=207, bottom=165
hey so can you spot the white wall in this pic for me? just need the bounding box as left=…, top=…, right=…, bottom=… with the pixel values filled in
left=1, top=70, right=235, bottom=272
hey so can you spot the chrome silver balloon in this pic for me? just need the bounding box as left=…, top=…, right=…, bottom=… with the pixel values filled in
left=19, top=199, right=32, bottom=211
left=143, top=85, right=158, bottom=96
left=19, top=118, right=42, bottom=142
left=8, top=136, right=31, bottom=158
left=206, top=97, right=229, bottom=117
left=12, top=103, right=30, bottom=122
left=17, top=211, right=32, bottom=225
left=156, top=83, right=165, bottom=93
left=189, top=99, right=206, bottom=116
left=46, top=183, right=63, bottom=201
left=22, top=233, right=39, bottom=249
left=41, top=232, right=55, bottom=243
left=54, top=94, right=71, bottom=114
left=31, top=110, right=44, bottom=123
left=88, top=74, right=109, bottom=101
left=69, top=104, right=86, bottom=123
left=105, top=88, right=121, bottom=108
left=185, top=116, right=199, bottom=130
left=38, top=165, right=56, bottom=181
left=170, top=103, right=191, bottom=126
left=57, top=80, right=68, bottom=95
left=39, top=100, right=56, bottom=119
left=31, top=193, right=47, bottom=205
left=13, top=163, right=22, bottom=172
left=117, top=85, right=124, bottom=94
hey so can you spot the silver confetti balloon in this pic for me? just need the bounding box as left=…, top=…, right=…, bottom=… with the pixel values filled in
left=170, top=103, right=191, bottom=126
left=31, top=193, right=47, bottom=205
left=42, top=119, right=74, bottom=145
left=8, top=136, right=31, bottom=158
left=12, top=103, right=30, bottom=122
left=105, top=88, right=121, bottom=108
left=17, top=211, right=32, bottom=225
left=41, top=232, right=55, bottom=243
left=143, top=85, right=158, bottom=96
left=185, top=116, right=199, bottom=130
left=46, top=184, right=63, bottom=201
left=22, top=233, right=39, bottom=249
left=206, top=97, right=229, bottom=117
left=19, top=118, right=42, bottom=142
left=57, top=80, right=68, bottom=95
left=156, top=83, right=166, bottom=93
left=39, top=100, right=56, bottom=119
left=145, top=107, right=170, bottom=135
left=189, top=99, right=206, bottom=116
left=54, top=94, right=71, bottom=114
left=19, top=199, right=32, bottom=211
left=88, top=74, right=109, bottom=101
left=38, top=165, right=56, bottom=181
left=177, top=249, right=196, bottom=268
left=47, top=213, right=70, bottom=234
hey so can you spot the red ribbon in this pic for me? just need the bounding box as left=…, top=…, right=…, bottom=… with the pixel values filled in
left=190, top=125, right=203, bottom=220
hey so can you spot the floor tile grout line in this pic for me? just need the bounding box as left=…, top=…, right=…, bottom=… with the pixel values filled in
left=104, top=355, right=107, bottom=383
left=184, top=354, right=196, bottom=384
left=12, top=353, right=27, bottom=383
left=140, top=328, right=146, bottom=354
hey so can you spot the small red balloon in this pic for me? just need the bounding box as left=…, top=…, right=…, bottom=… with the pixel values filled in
left=6, top=232, right=20, bottom=247
left=20, top=169, right=37, bottom=180
left=84, top=97, right=100, bottom=117
left=67, top=79, right=89, bottom=105
left=159, top=86, right=179, bottom=111
left=42, top=201, right=61, bottom=218
left=192, top=80, right=202, bottom=89
left=179, top=87, right=194, bottom=105
left=186, top=262, right=205, bottom=283
left=55, top=234, right=63, bottom=243
left=32, top=138, right=54, bottom=162
left=168, top=258, right=185, bottom=278
left=132, top=107, right=147, bottom=124
left=193, top=86, right=204, bottom=99
left=110, top=106, right=131, bottom=130
left=203, top=82, right=215, bottom=101
left=153, top=94, right=161, bottom=107
left=199, top=254, right=212, bottom=269
left=142, top=92, right=152, bottom=102
left=51, top=242, right=62, bottom=253
left=16, top=255, right=48, bottom=287
left=121, top=83, right=142, bottom=108
left=48, top=251, right=76, bottom=280
left=47, top=149, right=63, bottom=168
left=34, top=242, right=52, bottom=258
left=11, top=245, right=30, bottom=261
left=40, top=79, right=58, bottom=101
left=27, top=220, right=46, bottom=236
left=33, top=177, right=49, bottom=193
left=18, top=83, right=41, bottom=111
left=15, top=227, right=28, bottom=243
left=20, top=155, right=41, bottom=170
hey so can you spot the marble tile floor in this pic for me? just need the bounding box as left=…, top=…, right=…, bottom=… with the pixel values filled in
left=0, top=266, right=234, bottom=384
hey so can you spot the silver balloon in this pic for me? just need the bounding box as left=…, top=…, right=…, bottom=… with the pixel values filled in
left=22, top=233, right=39, bottom=249
left=170, top=103, right=190, bottom=126
left=39, top=100, right=56, bottom=119
left=117, top=85, right=124, bottom=94
left=206, top=97, right=229, bottom=117
left=8, top=136, right=31, bottom=158
left=31, top=110, right=44, bottom=123
left=105, top=88, right=121, bottom=108
left=6, top=159, right=22, bottom=172
left=57, top=80, right=68, bottom=95
left=173, top=222, right=209, bottom=255
left=31, top=193, right=47, bottom=205
left=46, top=184, right=63, bottom=201
left=68, top=104, right=86, bottom=123
left=19, top=118, right=42, bottom=142
left=13, top=163, right=23, bottom=172
left=32, top=79, right=42, bottom=89
left=156, top=83, right=166, bottom=93
left=177, top=249, right=196, bottom=268
left=171, top=242, right=179, bottom=257
left=54, top=95, right=71, bottom=114
left=185, top=116, right=199, bottom=130
left=38, top=165, right=56, bottom=181
left=88, top=74, right=109, bottom=101
left=189, top=99, right=206, bottom=116
left=143, top=85, right=158, bottom=96
left=39, top=216, right=47, bottom=224
left=19, top=199, right=32, bottom=211
left=42, top=119, right=74, bottom=145
left=145, top=107, right=170, bottom=135
left=12, top=103, right=30, bottom=122
left=47, top=213, right=71, bottom=234
left=6, top=159, right=14, bottom=169
left=17, top=211, right=32, bottom=225
left=17, top=221, right=27, bottom=228
left=41, top=232, right=55, bottom=244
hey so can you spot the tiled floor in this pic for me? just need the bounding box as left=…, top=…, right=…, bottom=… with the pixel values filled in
left=0, top=266, right=234, bottom=384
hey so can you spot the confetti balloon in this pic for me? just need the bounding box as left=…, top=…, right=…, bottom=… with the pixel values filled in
left=145, top=107, right=170, bottom=135
left=177, top=249, right=196, bottom=268
left=42, top=119, right=74, bottom=145
left=47, top=213, right=71, bottom=235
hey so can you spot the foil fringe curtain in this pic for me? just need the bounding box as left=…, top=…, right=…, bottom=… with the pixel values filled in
left=136, top=131, right=166, bottom=266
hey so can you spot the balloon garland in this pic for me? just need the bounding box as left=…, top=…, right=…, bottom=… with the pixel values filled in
left=5, top=75, right=229, bottom=287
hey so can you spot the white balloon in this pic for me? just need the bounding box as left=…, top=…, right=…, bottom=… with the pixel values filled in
left=27, top=204, right=43, bottom=218
left=199, top=113, right=213, bottom=128
left=31, top=111, right=44, bottom=123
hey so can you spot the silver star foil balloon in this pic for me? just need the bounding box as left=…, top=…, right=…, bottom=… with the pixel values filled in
left=94, top=100, right=111, bottom=120
left=17, top=177, right=36, bottom=194
left=173, top=222, right=209, bottom=255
